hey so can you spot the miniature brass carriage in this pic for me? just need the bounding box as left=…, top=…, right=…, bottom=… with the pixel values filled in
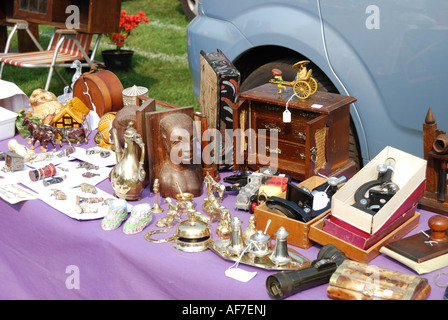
left=269, top=60, right=318, bottom=99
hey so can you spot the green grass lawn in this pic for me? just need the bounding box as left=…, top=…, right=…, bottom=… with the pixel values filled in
left=1, top=0, right=199, bottom=110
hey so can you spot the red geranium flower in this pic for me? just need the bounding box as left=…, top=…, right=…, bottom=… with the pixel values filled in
left=107, top=10, right=149, bottom=51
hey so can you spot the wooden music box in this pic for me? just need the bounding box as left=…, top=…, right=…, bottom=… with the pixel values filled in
left=232, top=83, right=357, bottom=181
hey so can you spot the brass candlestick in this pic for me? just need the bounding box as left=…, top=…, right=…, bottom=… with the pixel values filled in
left=151, top=178, right=164, bottom=213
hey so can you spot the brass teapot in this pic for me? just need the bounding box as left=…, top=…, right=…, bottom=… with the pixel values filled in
left=111, top=121, right=146, bottom=200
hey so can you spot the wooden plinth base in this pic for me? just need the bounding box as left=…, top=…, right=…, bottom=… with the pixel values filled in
left=418, top=191, right=448, bottom=216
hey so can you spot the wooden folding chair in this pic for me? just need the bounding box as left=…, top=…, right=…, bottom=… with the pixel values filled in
left=0, top=19, right=103, bottom=90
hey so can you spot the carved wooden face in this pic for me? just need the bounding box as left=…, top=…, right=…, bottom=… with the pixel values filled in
left=160, top=113, right=194, bottom=165
left=167, top=127, right=194, bottom=164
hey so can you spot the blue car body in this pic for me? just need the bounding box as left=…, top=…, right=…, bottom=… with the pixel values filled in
left=187, top=0, right=448, bottom=165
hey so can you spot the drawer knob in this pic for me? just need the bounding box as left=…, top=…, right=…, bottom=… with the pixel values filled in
left=265, top=124, right=281, bottom=133
left=294, top=131, right=306, bottom=141
left=266, top=146, right=282, bottom=154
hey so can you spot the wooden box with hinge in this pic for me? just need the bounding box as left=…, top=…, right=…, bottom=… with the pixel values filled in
left=232, top=83, right=357, bottom=181
left=327, top=260, right=431, bottom=300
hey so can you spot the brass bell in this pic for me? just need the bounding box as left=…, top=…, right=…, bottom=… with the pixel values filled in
left=270, top=227, right=292, bottom=266
left=172, top=209, right=212, bottom=252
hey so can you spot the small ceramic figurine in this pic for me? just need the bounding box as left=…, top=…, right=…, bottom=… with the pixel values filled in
left=94, top=112, right=116, bottom=150
left=123, top=203, right=152, bottom=235
left=75, top=204, right=98, bottom=214
left=76, top=183, right=97, bottom=194
left=8, top=139, right=36, bottom=163
left=42, top=175, right=66, bottom=187
left=272, top=68, right=286, bottom=95
left=29, top=88, right=63, bottom=121
left=82, top=172, right=100, bottom=178
left=16, top=110, right=41, bottom=138
left=102, top=199, right=128, bottom=231
left=76, top=196, right=103, bottom=205
left=51, top=189, right=67, bottom=200
left=1, top=151, right=24, bottom=172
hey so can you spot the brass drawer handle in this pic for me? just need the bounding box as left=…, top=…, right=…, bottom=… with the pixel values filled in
left=310, top=147, right=317, bottom=163
left=265, top=124, right=281, bottom=133
left=266, top=146, right=282, bottom=154
left=294, top=131, right=306, bottom=141
left=300, top=148, right=317, bottom=163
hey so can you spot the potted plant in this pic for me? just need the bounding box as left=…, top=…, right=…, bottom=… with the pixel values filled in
left=102, top=10, right=149, bottom=71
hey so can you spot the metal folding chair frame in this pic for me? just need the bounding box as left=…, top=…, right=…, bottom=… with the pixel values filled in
left=0, top=20, right=103, bottom=90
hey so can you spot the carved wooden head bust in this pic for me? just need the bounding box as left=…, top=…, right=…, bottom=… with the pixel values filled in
left=154, top=111, right=202, bottom=198
left=159, top=113, right=194, bottom=166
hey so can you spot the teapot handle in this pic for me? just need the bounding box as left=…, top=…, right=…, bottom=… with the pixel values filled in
left=134, top=133, right=146, bottom=181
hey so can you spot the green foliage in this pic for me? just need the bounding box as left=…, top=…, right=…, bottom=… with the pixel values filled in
left=2, top=0, right=199, bottom=110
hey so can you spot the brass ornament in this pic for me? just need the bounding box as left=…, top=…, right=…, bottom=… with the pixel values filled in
left=208, top=222, right=311, bottom=271
left=151, top=178, right=164, bottom=213
left=110, top=121, right=146, bottom=200
left=145, top=209, right=212, bottom=253
left=144, top=229, right=176, bottom=243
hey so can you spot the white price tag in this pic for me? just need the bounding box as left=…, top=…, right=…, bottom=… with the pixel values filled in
left=312, top=191, right=330, bottom=211
left=283, top=109, right=291, bottom=123
left=225, top=267, right=257, bottom=282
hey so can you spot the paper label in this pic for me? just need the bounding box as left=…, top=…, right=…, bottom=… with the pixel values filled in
left=283, top=109, right=291, bottom=123
left=311, top=104, right=323, bottom=109
left=225, top=267, right=257, bottom=282
left=312, top=191, right=329, bottom=211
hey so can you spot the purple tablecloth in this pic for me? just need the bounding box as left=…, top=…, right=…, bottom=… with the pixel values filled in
left=0, top=132, right=446, bottom=301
